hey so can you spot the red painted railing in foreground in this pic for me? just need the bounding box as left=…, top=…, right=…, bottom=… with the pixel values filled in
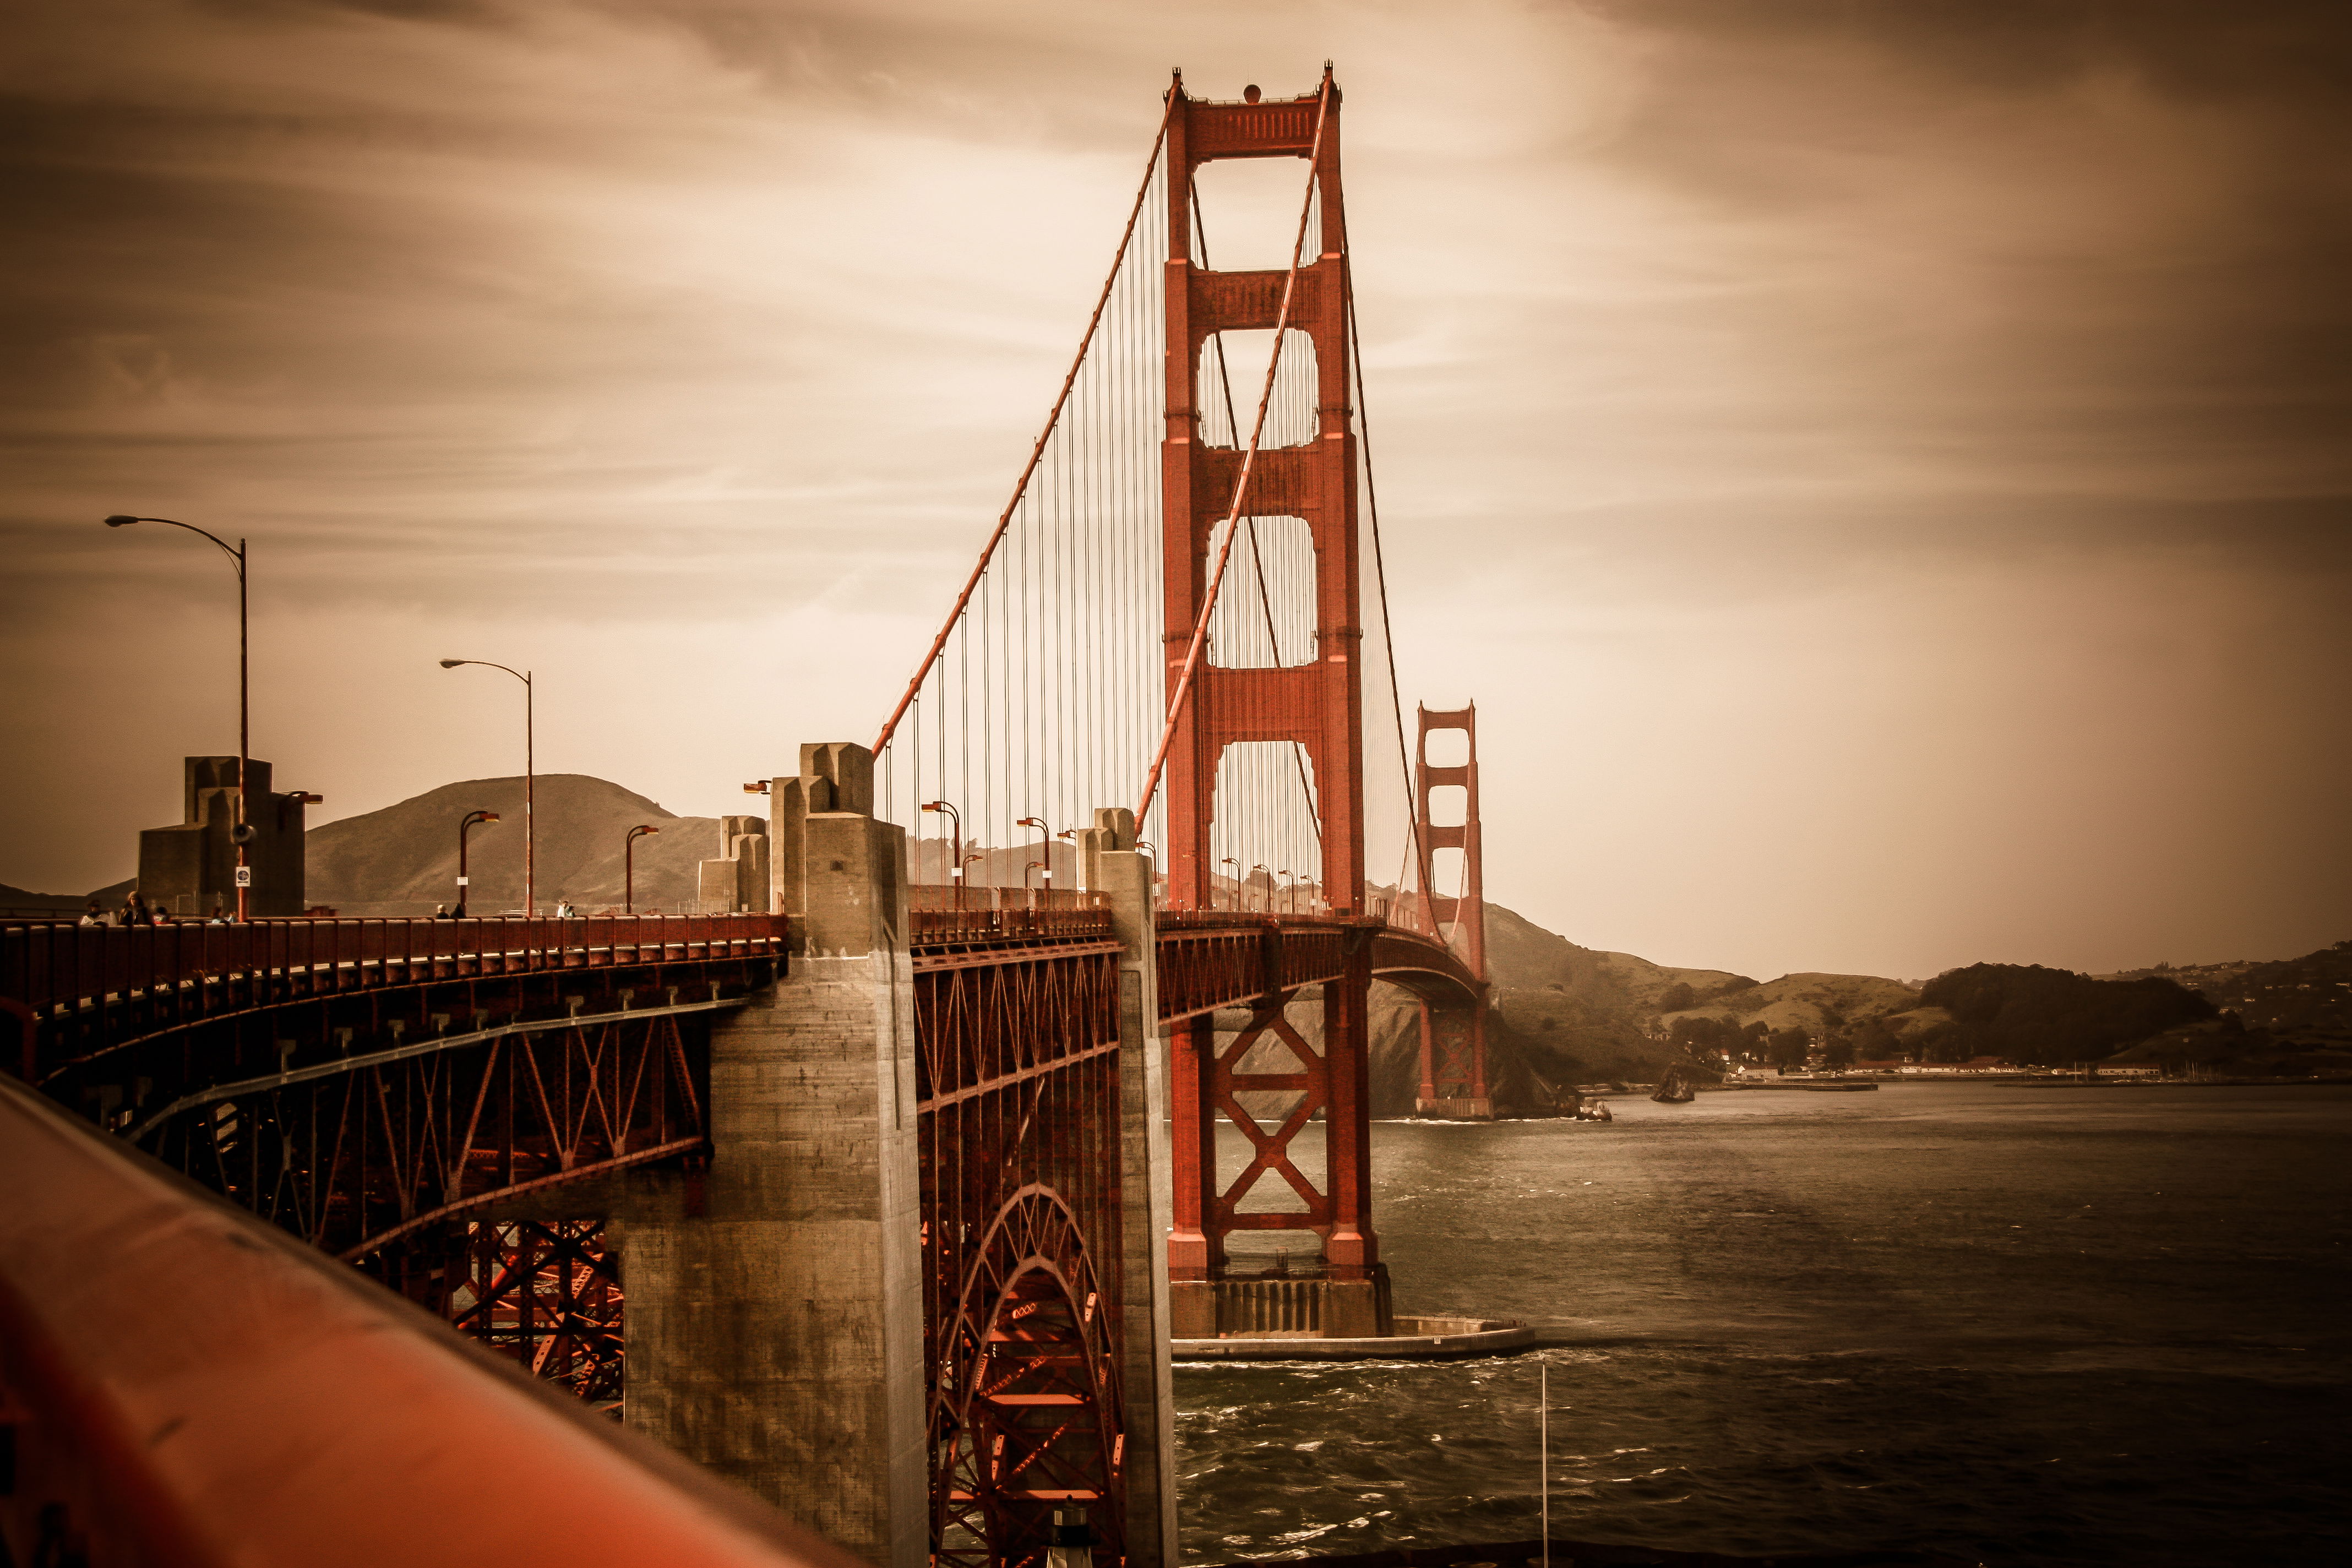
left=0, top=913, right=790, bottom=1049
left=0, top=1069, right=872, bottom=1568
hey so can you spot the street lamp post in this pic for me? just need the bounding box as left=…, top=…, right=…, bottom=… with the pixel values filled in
left=104, top=515, right=251, bottom=919
left=457, top=810, right=499, bottom=917
left=1219, top=856, right=1240, bottom=911
left=1016, top=816, right=1054, bottom=896
left=439, top=660, right=533, bottom=916
left=1250, top=864, right=1269, bottom=913
left=921, top=801, right=962, bottom=898
left=625, top=824, right=658, bottom=914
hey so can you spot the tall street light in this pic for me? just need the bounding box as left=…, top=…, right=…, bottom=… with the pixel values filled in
left=1016, top=816, right=1054, bottom=894
left=439, top=660, right=533, bottom=916
left=457, top=810, right=499, bottom=917
left=1219, top=856, right=1240, bottom=911
left=625, top=824, right=658, bottom=913
left=921, top=801, right=962, bottom=894
left=105, top=515, right=251, bottom=919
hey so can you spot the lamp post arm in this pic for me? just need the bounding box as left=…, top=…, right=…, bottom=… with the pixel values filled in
left=128, top=516, right=243, bottom=579
left=439, top=660, right=533, bottom=917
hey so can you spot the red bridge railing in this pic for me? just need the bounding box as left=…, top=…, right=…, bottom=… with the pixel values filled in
left=0, top=1067, right=872, bottom=1568
left=1, top=914, right=791, bottom=1072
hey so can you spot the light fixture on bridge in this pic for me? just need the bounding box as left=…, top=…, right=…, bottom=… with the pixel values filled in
left=743, top=780, right=770, bottom=795
left=106, top=512, right=254, bottom=919
left=455, top=809, right=499, bottom=919
left=624, top=824, right=659, bottom=914
left=439, top=658, right=535, bottom=916
left=922, top=801, right=963, bottom=887
left=1017, top=816, right=1055, bottom=890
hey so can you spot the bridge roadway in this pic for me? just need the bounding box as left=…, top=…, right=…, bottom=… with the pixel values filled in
left=2, top=886, right=1477, bottom=1568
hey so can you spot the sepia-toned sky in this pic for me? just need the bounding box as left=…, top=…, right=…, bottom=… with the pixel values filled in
left=5, top=0, right=2348, bottom=981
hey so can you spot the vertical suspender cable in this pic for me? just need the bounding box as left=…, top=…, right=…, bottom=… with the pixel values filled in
left=873, top=95, right=1175, bottom=758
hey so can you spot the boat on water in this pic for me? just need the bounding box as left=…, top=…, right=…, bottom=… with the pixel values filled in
left=1651, top=1063, right=1698, bottom=1103
left=1527, top=1071, right=1615, bottom=1120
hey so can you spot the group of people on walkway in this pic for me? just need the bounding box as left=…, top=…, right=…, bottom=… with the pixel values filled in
left=78, top=891, right=232, bottom=927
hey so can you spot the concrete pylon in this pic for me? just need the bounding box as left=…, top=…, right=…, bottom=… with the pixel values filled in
left=617, top=742, right=924, bottom=1568
left=698, top=813, right=771, bottom=914
left=1077, top=805, right=1178, bottom=1568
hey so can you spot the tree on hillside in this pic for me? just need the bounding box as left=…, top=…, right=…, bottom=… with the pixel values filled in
left=1657, top=981, right=1697, bottom=1014
left=1918, top=962, right=2214, bottom=1065
left=1849, top=1016, right=1901, bottom=1062
left=1822, top=1034, right=1856, bottom=1069
left=1767, top=1027, right=1811, bottom=1069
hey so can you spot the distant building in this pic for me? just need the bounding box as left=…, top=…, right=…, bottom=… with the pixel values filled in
left=1900, top=1057, right=2014, bottom=1075
left=138, top=756, right=310, bottom=917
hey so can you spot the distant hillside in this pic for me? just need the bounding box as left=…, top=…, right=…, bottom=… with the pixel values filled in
left=2105, top=941, right=2352, bottom=1044
left=1909, top=962, right=2214, bottom=1066
left=306, top=774, right=728, bottom=916
left=2, top=881, right=82, bottom=910
left=1468, top=905, right=1766, bottom=1108
left=3, top=877, right=137, bottom=913
left=1659, top=971, right=1924, bottom=1038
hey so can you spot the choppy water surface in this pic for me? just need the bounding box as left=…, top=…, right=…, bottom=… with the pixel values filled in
left=1177, top=1084, right=2351, bottom=1566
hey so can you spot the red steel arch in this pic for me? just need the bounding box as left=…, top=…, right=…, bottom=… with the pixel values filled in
left=930, top=1186, right=1124, bottom=1568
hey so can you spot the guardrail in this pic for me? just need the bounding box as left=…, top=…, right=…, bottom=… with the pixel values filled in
left=907, top=886, right=1113, bottom=946
left=0, top=1068, right=873, bottom=1568
left=1, top=913, right=790, bottom=1021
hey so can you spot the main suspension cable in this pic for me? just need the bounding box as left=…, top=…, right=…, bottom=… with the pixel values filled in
left=1342, top=213, right=1434, bottom=925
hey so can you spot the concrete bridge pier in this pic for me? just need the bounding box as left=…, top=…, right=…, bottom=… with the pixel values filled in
left=1079, top=807, right=1179, bottom=1568
left=615, top=743, right=925, bottom=1568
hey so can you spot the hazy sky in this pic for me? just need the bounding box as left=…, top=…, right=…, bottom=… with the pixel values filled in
left=6, top=0, right=2347, bottom=981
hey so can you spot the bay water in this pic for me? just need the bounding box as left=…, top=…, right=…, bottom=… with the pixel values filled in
left=1177, top=1083, right=2351, bottom=1566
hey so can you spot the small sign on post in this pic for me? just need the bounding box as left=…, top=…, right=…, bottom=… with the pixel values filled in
left=234, top=866, right=252, bottom=888
left=456, top=875, right=470, bottom=887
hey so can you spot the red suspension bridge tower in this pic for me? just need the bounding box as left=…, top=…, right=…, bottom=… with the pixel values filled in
left=1414, top=703, right=1493, bottom=1118
left=1158, top=76, right=1365, bottom=917
left=1157, top=72, right=1395, bottom=1340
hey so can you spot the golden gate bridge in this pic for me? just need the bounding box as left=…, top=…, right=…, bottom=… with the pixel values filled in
left=2, top=70, right=1501, bottom=1568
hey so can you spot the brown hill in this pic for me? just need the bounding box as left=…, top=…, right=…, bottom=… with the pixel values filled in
left=1660, top=971, right=1925, bottom=1037
left=304, top=774, right=726, bottom=916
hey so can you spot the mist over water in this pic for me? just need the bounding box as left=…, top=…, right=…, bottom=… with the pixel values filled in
left=1179, top=1085, right=2352, bottom=1567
